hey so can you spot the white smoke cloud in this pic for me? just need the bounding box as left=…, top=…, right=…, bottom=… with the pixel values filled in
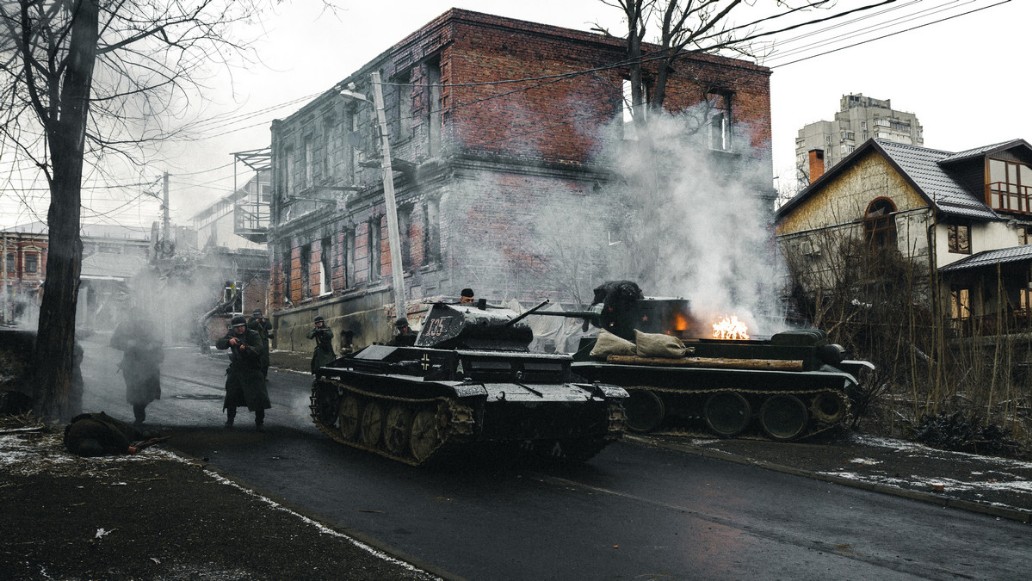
left=445, top=88, right=786, bottom=337
left=599, top=108, right=785, bottom=335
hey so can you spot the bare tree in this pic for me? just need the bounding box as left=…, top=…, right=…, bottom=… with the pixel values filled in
left=0, top=0, right=279, bottom=420
left=596, top=1, right=902, bottom=121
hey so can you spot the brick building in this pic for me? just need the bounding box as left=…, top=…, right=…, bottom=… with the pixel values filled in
left=1, top=229, right=46, bottom=326
left=268, top=9, right=773, bottom=349
left=1, top=222, right=152, bottom=329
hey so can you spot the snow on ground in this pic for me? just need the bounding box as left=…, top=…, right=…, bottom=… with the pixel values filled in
left=854, top=434, right=1032, bottom=470
left=0, top=428, right=165, bottom=477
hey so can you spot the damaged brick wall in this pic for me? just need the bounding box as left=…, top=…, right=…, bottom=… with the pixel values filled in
left=268, top=9, right=772, bottom=347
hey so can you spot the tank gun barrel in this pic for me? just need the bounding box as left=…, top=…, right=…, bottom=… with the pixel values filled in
left=523, top=304, right=601, bottom=332
left=532, top=310, right=601, bottom=320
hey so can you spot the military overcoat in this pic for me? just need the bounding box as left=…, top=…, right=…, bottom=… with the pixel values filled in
left=109, top=320, right=163, bottom=407
left=216, top=328, right=271, bottom=412
left=307, top=326, right=335, bottom=373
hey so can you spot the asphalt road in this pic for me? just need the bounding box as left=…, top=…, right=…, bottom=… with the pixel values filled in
left=80, top=333, right=1032, bottom=580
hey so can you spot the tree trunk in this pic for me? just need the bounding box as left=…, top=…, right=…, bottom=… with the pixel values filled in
left=32, top=1, right=99, bottom=421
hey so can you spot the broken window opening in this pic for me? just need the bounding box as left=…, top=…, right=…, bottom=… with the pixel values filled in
left=343, top=227, right=354, bottom=289
left=393, top=70, right=413, bottom=142
left=303, top=137, right=314, bottom=190
left=320, top=236, right=332, bottom=296
left=369, top=217, right=382, bottom=280
left=323, top=114, right=335, bottom=182
left=283, top=146, right=295, bottom=197
left=621, top=78, right=647, bottom=141
left=427, top=59, right=442, bottom=158
left=224, top=280, right=243, bottom=315
left=707, top=90, right=733, bottom=152
left=398, top=204, right=413, bottom=271
left=423, top=198, right=441, bottom=266
left=281, top=249, right=292, bottom=306
left=301, top=243, right=312, bottom=299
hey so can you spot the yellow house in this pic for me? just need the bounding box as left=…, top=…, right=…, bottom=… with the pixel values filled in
left=776, top=137, right=1032, bottom=335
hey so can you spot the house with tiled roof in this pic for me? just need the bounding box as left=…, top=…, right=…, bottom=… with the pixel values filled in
left=776, top=137, right=1032, bottom=335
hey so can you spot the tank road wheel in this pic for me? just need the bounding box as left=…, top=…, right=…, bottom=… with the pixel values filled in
left=410, top=408, right=445, bottom=464
left=811, top=392, right=846, bottom=424
left=704, top=392, right=752, bottom=437
left=311, top=381, right=341, bottom=427
left=759, top=395, right=809, bottom=441
left=359, top=402, right=385, bottom=447
left=338, top=395, right=361, bottom=441
left=384, top=405, right=414, bottom=456
left=624, top=389, right=666, bottom=433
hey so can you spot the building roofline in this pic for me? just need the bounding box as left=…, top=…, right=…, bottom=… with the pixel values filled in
left=274, top=8, right=771, bottom=127
left=776, top=138, right=1006, bottom=223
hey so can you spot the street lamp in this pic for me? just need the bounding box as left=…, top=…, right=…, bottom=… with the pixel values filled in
left=338, top=73, right=407, bottom=324
left=338, top=83, right=367, bottom=103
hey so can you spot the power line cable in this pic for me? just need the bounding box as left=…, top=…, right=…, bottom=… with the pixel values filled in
left=768, top=0, right=1009, bottom=68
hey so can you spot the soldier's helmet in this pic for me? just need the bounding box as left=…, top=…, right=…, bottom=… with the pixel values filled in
left=314, top=315, right=325, bottom=324
left=252, top=309, right=263, bottom=318
left=231, top=315, right=247, bottom=326
left=395, top=317, right=409, bottom=329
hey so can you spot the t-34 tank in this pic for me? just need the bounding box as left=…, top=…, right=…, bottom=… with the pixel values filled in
left=309, top=299, right=628, bottom=466
left=544, top=281, right=873, bottom=441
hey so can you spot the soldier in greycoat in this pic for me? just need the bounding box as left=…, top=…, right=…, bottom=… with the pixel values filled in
left=247, top=308, right=273, bottom=378
left=216, top=315, right=271, bottom=431
left=307, top=315, right=335, bottom=373
left=110, top=311, right=164, bottom=425
left=64, top=412, right=166, bottom=456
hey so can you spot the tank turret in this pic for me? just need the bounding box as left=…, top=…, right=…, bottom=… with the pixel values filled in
left=415, top=303, right=534, bottom=350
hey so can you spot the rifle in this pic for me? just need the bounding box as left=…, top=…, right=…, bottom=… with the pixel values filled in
left=128, top=436, right=171, bottom=455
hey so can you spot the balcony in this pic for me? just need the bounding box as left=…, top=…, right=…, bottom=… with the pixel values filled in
left=234, top=198, right=270, bottom=244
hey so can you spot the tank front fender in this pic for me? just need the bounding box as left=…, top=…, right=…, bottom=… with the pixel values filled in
left=579, top=383, right=629, bottom=400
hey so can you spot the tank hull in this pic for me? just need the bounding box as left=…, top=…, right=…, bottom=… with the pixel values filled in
left=537, top=282, right=872, bottom=441
left=311, top=345, right=628, bottom=465
left=573, top=361, right=856, bottom=439
left=571, top=333, right=872, bottom=441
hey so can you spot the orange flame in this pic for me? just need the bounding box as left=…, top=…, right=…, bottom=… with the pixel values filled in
left=672, top=312, right=689, bottom=332
left=712, top=315, right=749, bottom=340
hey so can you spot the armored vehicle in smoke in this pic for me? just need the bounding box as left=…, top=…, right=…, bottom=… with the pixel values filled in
left=542, top=281, right=872, bottom=441
left=309, top=299, right=629, bottom=466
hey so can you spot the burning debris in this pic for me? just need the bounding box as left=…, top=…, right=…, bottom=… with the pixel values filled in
left=712, top=315, right=749, bottom=340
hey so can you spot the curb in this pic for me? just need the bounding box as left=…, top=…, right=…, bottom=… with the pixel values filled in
left=165, top=443, right=458, bottom=581
left=626, top=434, right=1032, bottom=525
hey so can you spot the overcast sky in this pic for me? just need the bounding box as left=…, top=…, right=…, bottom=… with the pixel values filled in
left=1, top=0, right=1026, bottom=229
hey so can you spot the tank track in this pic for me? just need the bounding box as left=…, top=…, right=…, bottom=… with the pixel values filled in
left=311, top=378, right=626, bottom=465
left=624, top=385, right=851, bottom=441
left=310, top=378, right=474, bottom=466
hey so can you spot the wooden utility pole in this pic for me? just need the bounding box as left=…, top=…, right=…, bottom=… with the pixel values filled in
left=370, top=72, right=407, bottom=322
left=1, top=233, right=7, bottom=323
left=162, top=171, right=171, bottom=255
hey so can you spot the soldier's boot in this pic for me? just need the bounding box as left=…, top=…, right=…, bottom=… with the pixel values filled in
left=225, top=410, right=236, bottom=430
left=133, top=405, right=146, bottom=426
left=255, top=409, right=265, bottom=432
